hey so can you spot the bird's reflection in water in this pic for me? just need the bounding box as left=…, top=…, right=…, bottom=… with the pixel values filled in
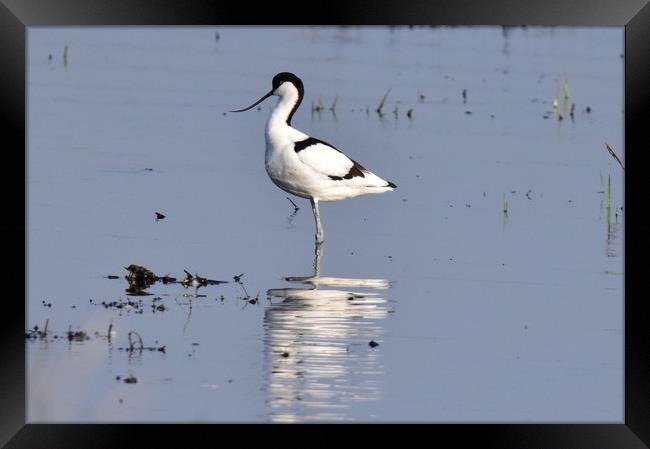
left=263, top=243, right=393, bottom=422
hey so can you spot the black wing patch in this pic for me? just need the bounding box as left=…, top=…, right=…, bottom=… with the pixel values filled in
left=328, top=159, right=366, bottom=181
left=294, top=137, right=322, bottom=153
left=294, top=137, right=367, bottom=181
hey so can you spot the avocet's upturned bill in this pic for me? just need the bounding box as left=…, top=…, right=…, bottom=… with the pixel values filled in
left=230, top=72, right=396, bottom=244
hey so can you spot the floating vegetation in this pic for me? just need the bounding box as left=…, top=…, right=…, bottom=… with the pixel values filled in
left=125, top=264, right=156, bottom=295
left=25, top=320, right=49, bottom=340
left=67, top=326, right=90, bottom=342
left=90, top=297, right=145, bottom=314
left=503, top=194, right=509, bottom=216
left=462, top=88, right=467, bottom=103
left=152, top=303, right=166, bottom=312
left=181, top=270, right=227, bottom=289
left=158, top=275, right=176, bottom=284
left=63, top=44, right=69, bottom=67
left=406, top=108, right=413, bottom=119
left=26, top=320, right=168, bottom=356
left=26, top=321, right=94, bottom=342
left=121, top=264, right=226, bottom=296
left=417, top=91, right=425, bottom=103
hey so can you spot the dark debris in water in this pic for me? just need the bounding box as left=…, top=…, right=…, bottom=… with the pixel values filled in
left=123, top=375, right=138, bottom=384
left=117, top=345, right=166, bottom=353
left=25, top=321, right=49, bottom=340
left=26, top=321, right=92, bottom=343
left=182, top=270, right=228, bottom=289
left=67, top=327, right=90, bottom=342
left=368, top=340, right=380, bottom=348
left=125, top=264, right=157, bottom=295
left=116, top=331, right=166, bottom=353
left=120, top=264, right=226, bottom=296
left=159, top=275, right=176, bottom=284
left=90, top=298, right=146, bottom=313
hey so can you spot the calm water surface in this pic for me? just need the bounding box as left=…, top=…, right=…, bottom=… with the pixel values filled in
left=27, top=26, right=624, bottom=422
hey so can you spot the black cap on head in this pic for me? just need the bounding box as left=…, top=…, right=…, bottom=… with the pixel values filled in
left=230, top=72, right=304, bottom=125
left=272, top=72, right=303, bottom=92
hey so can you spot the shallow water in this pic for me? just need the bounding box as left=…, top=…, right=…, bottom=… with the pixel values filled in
left=27, top=26, right=624, bottom=422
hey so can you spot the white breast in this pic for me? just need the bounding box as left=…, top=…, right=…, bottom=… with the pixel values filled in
left=265, top=140, right=314, bottom=199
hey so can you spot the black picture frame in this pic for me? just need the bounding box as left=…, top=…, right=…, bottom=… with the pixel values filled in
left=3, top=0, right=649, bottom=446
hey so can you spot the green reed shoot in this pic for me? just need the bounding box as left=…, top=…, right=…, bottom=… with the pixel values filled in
left=606, top=174, right=612, bottom=233
left=563, top=78, right=570, bottom=100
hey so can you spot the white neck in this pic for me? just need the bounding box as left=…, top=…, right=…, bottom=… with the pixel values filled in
left=265, top=90, right=300, bottom=148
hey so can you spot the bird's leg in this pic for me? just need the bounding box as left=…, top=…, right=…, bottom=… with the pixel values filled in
left=310, top=198, right=324, bottom=244
left=313, top=239, right=323, bottom=278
